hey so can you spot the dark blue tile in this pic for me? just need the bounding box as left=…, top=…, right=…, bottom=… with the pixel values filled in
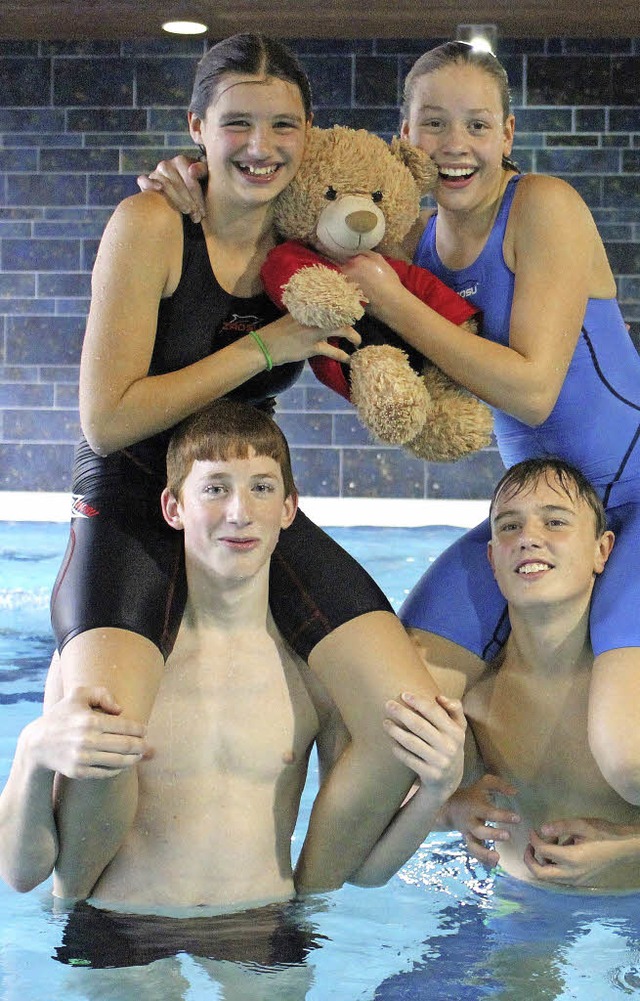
left=605, top=242, right=640, bottom=274
left=305, top=385, right=352, bottom=411
left=511, top=108, right=572, bottom=132
left=0, top=43, right=39, bottom=56
left=41, top=366, right=80, bottom=382
left=290, top=447, right=339, bottom=496
left=333, top=412, right=376, bottom=446
left=3, top=408, right=80, bottom=442
left=273, top=385, right=306, bottom=411
left=6, top=316, right=84, bottom=365
left=149, top=109, right=190, bottom=131
left=377, top=39, right=447, bottom=56
left=313, top=107, right=402, bottom=134
left=0, top=274, right=34, bottom=296
left=275, top=412, right=333, bottom=446
left=0, top=109, right=66, bottom=132
left=343, top=447, right=425, bottom=498
left=528, top=56, right=611, bottom=105
left=67, top=109, right=148, bottom=132
left=602, top=176, right=640, bottom=209
left=55, top=384, right=79, bottom=407
left=0, top=149, right=37, bottom=170
left=288, top=38, right=372, bottom=55
left=54, top=299, right=90, bottom=315
left=85, top=132, right=167, bottom=147
left=40, top=148, right=120, bottom=172
left=609, top=109, right=640, bottom=131
left=535, top=149, right=620, bottom=173
left=618, top=276, right=640, bottom=300
left=0, top=366, right=39, bottom=380
left=575, top=108, right=606, bottom=131
left=563, top=38, right=632, bottom=54
left=44, top=41, right=121, bottom=56
left=623, top=151, right=640, bottom=172
left=6, top=174, right=86, bottom=207
left=0, top=384, right=53, bottom=406
left=2, top=239, right=80, bottom=271
left=0, top=443, right=74, bottom=491
left=300, top=56, right=352, bottom=107
left=87, top=174, right=139, bottom=206
left=354, top=56, right=400, bottom=107
left=124, top=39, right=207, bottom=56
left=544, top=135, right=599, bottom=148
left=0, top=298, right=54, bottom=315
left=34, top=220, right=106, bottom=238
left=611, top=58, right=640, bottom=105
left=0, top=58, right=51, bottom=107
left=603, top=135, right=630, bottom=148
left=54, top=59, right=134, bottom=107
left=135, top=56, right=200, bottom=106
left=81, top=239, right=101, bottom=272
left=425, top=449, right=505, bottom=500
left=0, top=220, right=32, bottom=237
left=37, top=273, right=91, bottom=297
left=121, top=147, right=189, bottom=173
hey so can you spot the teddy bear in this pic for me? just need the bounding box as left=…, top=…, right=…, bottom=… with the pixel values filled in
left=260, top=125, right=493, bottom=461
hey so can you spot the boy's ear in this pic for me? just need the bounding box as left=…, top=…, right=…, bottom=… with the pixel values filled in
left=281, top=492, right=298, bottom=530
left=594, top=529, right=615, bottom=575
left=187, top=111, right=204, bottom=146
left=161, top=487, right=183, bottom=531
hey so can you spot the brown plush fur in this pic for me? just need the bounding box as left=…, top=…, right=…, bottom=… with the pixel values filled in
left=272, top=126, right=493, bottom=461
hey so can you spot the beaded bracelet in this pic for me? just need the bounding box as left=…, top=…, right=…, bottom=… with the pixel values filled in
left=249, top=329, right=273, bottom=371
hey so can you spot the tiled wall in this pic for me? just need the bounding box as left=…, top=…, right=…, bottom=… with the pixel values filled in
left=0, top=36, right=638, bottom=497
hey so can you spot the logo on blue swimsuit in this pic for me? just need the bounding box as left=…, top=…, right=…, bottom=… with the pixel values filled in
left=454, top=281, right=479, bottom=299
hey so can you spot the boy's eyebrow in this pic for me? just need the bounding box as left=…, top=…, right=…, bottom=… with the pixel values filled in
left=492, top=502, right=576, bottom=523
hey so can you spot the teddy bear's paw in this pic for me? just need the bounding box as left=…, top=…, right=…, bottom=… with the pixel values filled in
left=350, top=345, right=433, bottom=445
left=282, top=265, right=366, bottom=329
left=406, top=393, right=493, bottom=461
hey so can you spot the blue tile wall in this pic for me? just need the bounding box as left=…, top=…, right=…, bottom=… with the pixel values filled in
left=0, top=36, right=638, bottom=496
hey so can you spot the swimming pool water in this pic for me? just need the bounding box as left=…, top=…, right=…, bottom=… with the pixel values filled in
left=1, top=521, right=639, bottom=1001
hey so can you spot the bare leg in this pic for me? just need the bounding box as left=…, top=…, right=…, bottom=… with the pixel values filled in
left=589, top=647, right=640, bottom=804
left=295, top=611, right=438, bottom=892
left=405, top=628, right=487, bottom=700
left=53, top=628, right=164, bottom=898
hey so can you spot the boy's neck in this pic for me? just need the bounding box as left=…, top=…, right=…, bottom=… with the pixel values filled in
left=183, top=560, right=272, bottom=634
left=505, top=597, right=593, bottom=677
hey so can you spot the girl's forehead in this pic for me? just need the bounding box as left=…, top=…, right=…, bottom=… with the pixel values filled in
left=409, top=63, right=502, bottom=110
left=210, top=74, right=304, bottom=112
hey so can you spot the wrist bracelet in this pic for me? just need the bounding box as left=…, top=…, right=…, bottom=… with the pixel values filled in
left=249, top=329, right=273, bottom=371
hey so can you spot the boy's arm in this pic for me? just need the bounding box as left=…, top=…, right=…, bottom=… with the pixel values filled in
left=346, top=693, right=466, bottom=886
left=0, top=658, right=146, bottom=896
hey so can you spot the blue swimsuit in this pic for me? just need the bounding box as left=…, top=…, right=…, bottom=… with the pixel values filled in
left=402, top=174, right=640, bottom=658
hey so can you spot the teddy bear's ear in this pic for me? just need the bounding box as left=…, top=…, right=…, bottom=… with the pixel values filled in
left=389, top=137, right=439, bottom=196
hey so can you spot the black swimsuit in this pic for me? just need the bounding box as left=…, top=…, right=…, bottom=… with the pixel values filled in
left=51, top=216, right=390, bottom=660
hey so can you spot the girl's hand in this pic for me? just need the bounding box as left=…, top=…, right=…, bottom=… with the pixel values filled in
left=445, top=774, right=521, bottom=868
left=26, top=686, right=148, bottom=779
left=260, top=312, right=361, bottom=366
left=524, top=817, right=640, bottom=888
left=137, top=155, right=208, bottom=223
left=383, top=692, right=467, bottom=803
left=340, top=251, right=404, bottom=313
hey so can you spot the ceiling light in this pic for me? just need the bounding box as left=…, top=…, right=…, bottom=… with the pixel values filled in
left=162, top=20, right=208, bottom=35
left=455, top=24, right=498, bottom=55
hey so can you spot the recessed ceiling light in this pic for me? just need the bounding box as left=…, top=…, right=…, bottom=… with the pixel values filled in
left=162, top=20, right=208, bottom=35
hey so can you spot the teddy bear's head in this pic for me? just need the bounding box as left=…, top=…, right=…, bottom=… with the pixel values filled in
left=273, top=126, right=438, bottom=263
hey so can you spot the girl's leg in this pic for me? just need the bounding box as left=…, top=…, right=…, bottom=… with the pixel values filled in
left=589, top=648, right=640, bottom=805
left=53, top=627, right=164, bottom=899
left=296, top=610, right=439, bottom=892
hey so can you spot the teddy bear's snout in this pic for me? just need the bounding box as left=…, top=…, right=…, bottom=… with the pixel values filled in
left=345, top=209, right=379, bottom=234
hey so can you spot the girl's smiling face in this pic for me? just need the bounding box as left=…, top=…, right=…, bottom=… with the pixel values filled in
left=401, top=63, right=515, bottom=214
left=189, top=73, right=309, bottom=210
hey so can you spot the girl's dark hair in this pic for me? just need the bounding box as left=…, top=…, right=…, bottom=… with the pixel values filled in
left=402, top=40, right=519, bottom=173
left=489, top=456, right=607, bottom=537
left=189, top=32, right=312, bottom=120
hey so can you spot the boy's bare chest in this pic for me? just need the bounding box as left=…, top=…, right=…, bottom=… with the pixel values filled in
left=146, top=636, right=320, bottom=786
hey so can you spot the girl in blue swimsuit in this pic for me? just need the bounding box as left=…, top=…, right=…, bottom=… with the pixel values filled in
left=342, top=41, right=640, bottom=808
